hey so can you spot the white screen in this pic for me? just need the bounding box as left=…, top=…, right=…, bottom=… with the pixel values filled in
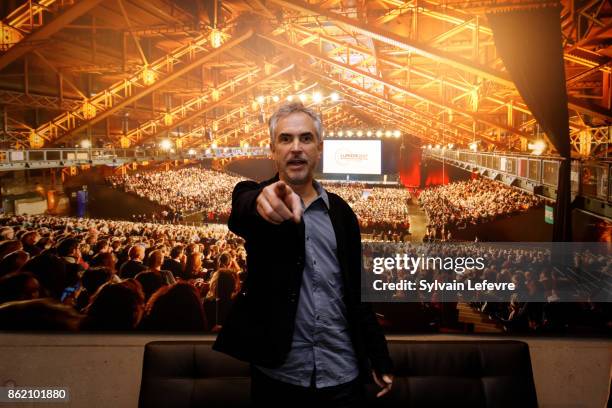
left=323, top=140, right=381, bottom=174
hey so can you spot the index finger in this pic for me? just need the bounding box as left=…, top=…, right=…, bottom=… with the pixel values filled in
left=274, top=181, right=288, bottom=198
left=284, top=192, right=302, bottom=223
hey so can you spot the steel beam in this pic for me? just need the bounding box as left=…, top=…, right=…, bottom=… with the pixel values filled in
left=0, top=0, right=104, bottom=71
left=132, top=64, right=295, bottom=145
left=52, top=29, right=254, bottom=144
left=261, top=33, right=529, bottom=143
left=267, top=0, right=515, bottom=88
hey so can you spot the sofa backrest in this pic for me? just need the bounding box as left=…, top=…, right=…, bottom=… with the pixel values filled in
left=139, top=340, right=538, bottom=408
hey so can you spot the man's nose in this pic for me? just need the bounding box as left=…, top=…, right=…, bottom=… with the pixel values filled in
left=290, top=137, right=302, bottom=151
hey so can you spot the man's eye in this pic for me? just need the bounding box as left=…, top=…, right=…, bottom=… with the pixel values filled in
left=301, top=135, right=313, bottom=142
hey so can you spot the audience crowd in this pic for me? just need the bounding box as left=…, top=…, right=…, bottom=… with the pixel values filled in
left=107, top=167, right=245, bottom=221
left=418, top=178, right=543, bottom=240
left=1, top=170, right=606, bottom=335
left=322, top=182, right=412, bottom=239
left=109, top=167, right=413, bottom=238
left=0, top=215, right=246, bottom=332
left=363, top=240, right=611, bottom=334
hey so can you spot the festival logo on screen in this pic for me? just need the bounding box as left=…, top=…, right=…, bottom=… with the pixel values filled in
left=334, top=148, right=370, bottom=167
left=323, top=140, right=381, bottom=174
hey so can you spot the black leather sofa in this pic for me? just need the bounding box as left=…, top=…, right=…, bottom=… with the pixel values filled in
left=139, top=340, right=538, bottom=407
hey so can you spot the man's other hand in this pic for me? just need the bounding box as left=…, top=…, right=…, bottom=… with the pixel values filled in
left=256, top=181, right=302, bottom=224
left=372, top=370, right=393, bottom=398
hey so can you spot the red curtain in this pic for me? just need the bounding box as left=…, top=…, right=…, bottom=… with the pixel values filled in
left=399, top=147, right=422, bottom=187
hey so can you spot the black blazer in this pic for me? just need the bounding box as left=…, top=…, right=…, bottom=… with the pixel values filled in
left=212, top=174, right=393, bottom=382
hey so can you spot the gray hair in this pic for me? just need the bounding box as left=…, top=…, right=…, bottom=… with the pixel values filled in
left=268, top=102, right=323, bottom=146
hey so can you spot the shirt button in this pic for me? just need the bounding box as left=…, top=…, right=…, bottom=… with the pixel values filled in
left=313, top=260, right=317, bottom=265
left=306, top=236, right=310, bottom=241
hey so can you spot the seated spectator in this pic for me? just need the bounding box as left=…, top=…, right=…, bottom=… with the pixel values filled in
left=182, top=252, right=204, bottom=280
left=20, top=253, right=68, bottom=300
left=141, top=282, right=207, bottom=331
left=74, top=267, right=113, bottom=312
left=0, top=240, right=23, bottom=260
left=204, top=268, right=239, bottom=329
left=90, top=252, right=119, bottom=278
left=162, top=244, right=185, bottom=279
left=135, top=271, right=166, bottom=303
left=0, top=271, right=40, bottom=304
left=56, top=237, right=86, bottom=286
left=0, top=250, right=29, bottom=277
left=119, top=244, right=147, bottom=279
left=145, top=250, right=176, bottom=285
left=81, top=280, right=145, bottom=331
left=0, top=298, right=82, bottom=331
left=21, top=231, right=42, bottom=257
left=0, top=226, right=14, bottom=241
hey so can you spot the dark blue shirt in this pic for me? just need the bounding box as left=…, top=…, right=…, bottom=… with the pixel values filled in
left=255, top=180, right=359, bottom=388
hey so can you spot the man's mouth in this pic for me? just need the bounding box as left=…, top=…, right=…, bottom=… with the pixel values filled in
left=287, top=159, right=307, bottom=168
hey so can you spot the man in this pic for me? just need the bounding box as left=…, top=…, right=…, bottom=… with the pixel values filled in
left=21, top=231, right=42, bottom=257
left=119, top=244, right=148, bottom=279
left=213, top=102, right=393, bottom=407
left=162, top=244, right=185, bottom=279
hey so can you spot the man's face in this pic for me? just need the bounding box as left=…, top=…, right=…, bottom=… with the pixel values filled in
left=271, top=112, right=322, bottom=185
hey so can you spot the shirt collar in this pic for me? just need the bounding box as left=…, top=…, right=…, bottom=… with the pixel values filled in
left=312, top=179, right=330, bottom=209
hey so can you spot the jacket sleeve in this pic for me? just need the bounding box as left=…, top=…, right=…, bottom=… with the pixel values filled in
left=348, top=208, right=394, bottom=375
left=227, top=180, right=265, bottom=240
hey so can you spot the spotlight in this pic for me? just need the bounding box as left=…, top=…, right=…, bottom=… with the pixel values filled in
left=312, top=92, right=323, bottom=103
left=209, top=28, right=223, bottom=48
left=272, top=95, right=280, bottom=103
left=211, top=89, right=220, bottom=102
left=211, top=142, right=218, bottom=149
left=366, top=131, right=372, bottom=137
left=160, top=139, right=172, bottom=150
left=256, top=96, right=265, bottom=104
left=356, top=130, right=363, bottom=137
left=528, top=140, right=547, bottom=155
left=393, top=130, right=401, bottom=138
left=188, top=149, right=196, bottom=155
left=385, top=130, right=392, bottom=138
left=347, top=130, right=353, bottom=137
left=141, top=67, right=156, bottom=85
left=81, top=140, right=91, bottom=149
left=468, top=141, right=478, bottom=151
left=298, top=94, right=307, bottom=102
left=337, top=131, right=344, bottom=137
left=376, top=130, right=383, bottom=137
left=330, top=92, right=339, bottom=102
left=328, top=131, right=334, bottom=137
left=287, top=95, right=294, bottom=102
